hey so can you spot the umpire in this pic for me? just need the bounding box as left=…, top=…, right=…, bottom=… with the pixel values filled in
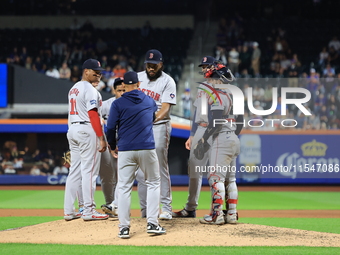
left=106, top=71, right=166, bottom=238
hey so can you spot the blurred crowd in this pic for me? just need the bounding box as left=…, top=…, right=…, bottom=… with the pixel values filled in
left=5, top=19, right=140, bottom=95
left=0, top=141, right=68, bottom=176
left=212, top=16, right=340, bottom=130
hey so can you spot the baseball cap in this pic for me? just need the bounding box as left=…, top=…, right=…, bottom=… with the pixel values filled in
left=82, top=59, right=105, bottom=71
left=253, top=42, right=259, bottom=47
left=113, top=77, right=124, bottom=87
left=310, top=68, right=316, bottom=73
left=123, top=71, right=139, bottom=84
left=144, top=49, right=163, bottom=64
left=198, top=56, right=215, bottom=67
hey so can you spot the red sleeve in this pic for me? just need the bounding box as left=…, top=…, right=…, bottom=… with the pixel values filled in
left=88, top=109, right=104, bottom=137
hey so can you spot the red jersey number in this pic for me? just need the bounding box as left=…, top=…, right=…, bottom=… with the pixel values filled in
left=70, top=98, right=78, bottom=115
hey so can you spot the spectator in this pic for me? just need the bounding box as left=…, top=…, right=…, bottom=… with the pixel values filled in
left=46, top=65, right=60, bottom=79
left=318, top=105, right=329, bottom=126
left=319, top=47, right=329, bottom=67
left=13, top=158, right=24, bottom=171
left=305, top=114, right=321, bottom=130
left=30, top=163, right=42, bottom=176
left=102, top=66, right=113, bottom=84
left=70, top=65, right=81, bottom=83
left=69, top=46, right=83, bottom=67
left=274, top=36, right=284, bottom=53
left=32, top=149, right=43, bottom=162
left=215, top=45, right=227, bottom=65
left=53, top=163, right=68, bottom=176
left=323, top=64, right=335, bottom=77
left=181, top=88, right=192, bottom=119
left=228, top=47, right=240, bottom=76
left=3, top=162, right=16, bottom=175
left=251, top=42, right=261, bottom=77
left=328, top=47, right=339, bottom=66
left=253, top=85, right=265, bottom=102
left=287, top=63, right=300, bottom=87
left=24, top=56, right=33, bottom=70
left=328, top=36, right=340, bottom=52
left=41, top=162, right=54, bottom=175
left=52, top=39, right=66, bottom=64
left=59, top=62, right=71, bottom=80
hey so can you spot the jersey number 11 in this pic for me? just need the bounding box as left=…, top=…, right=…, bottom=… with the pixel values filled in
left=70, top=99, right=78, bottom=115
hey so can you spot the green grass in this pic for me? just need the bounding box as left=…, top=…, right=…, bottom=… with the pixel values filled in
left=240, top=218, right=340, bottom=234
left=0, top=243, right=339, bottom=255
left=0, top=190, right=339, bottom=210
left=0, top=217, right=61, bottom=231
left=0, top=189, right=339, bottom=254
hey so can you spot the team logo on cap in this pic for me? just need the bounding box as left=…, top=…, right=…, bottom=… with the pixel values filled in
left=203, top=57, right=207, bottom=62
left=149, top=53, right=154, bottom=59
left=98, top=61, right=101, bottom=67
left=170, top=93, right=175, bottom=99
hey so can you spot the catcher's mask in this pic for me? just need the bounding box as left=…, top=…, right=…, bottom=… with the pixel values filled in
left=204, top=62, right=235, bottom=83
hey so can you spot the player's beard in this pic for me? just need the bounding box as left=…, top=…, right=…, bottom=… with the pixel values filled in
left=146, top=66, right=163, bottom=81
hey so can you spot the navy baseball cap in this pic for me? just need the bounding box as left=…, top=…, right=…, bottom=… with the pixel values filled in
left=82, top=59, right=105, bottom=71
left=124, top=71, right=139, bottom=84
left=144, top=49, right=163, bottom=64
left=198, top=56, right=215, bottom=67
left=114, top=77, right=124, bottom=87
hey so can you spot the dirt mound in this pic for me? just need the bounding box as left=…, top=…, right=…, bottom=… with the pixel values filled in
left=1, top=218, right=339, bottom=247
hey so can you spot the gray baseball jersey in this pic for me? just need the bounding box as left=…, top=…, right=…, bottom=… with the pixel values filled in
left=100, top=97, right=118, bottom=206
left=207, top=84, right=240, bottom=218
left=64, top=80, right=103, bottom=217
left=136, top=71, right=176, bottom=215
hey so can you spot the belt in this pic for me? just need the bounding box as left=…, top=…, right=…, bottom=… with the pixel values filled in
left=71, top=121, right=90, bottom=124
left=226, top=118, right=236, bottom=122
left=198, top=123, right=208, bottom=127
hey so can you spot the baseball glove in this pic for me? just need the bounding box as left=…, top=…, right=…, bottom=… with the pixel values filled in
left=193, top=138, right=210, bottom=160
left=62, top=151, right=71, bottom=166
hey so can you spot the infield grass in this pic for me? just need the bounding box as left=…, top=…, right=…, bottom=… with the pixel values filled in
left=0, top=243, right=339, bottom=255
left=0, top=189, right=339, bottom=253
left=0, top=190, right=339, bottom=210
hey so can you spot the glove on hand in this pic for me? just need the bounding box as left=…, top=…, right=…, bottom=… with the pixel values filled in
left=193, top=138, right=210, bottom=160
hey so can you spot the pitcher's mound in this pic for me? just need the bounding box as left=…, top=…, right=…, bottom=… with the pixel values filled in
left=1, top=218, right=339, bottom=247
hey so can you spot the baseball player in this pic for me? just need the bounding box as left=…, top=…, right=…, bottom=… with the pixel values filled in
left=194, top=63, right=242, bottom=224
left=173, top=56, right=215, bottom=218
left=64, top=58, right=109, bottom=221
left=136, top=49, right=177, bottom=220
left=107, top=71, right=166, bottom=239
left=100, top=77, right=125, bottom=217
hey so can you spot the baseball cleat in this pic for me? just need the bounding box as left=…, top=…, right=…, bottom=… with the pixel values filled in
left=101, top=204, right=118, bottom=217
left=223, top=210, right=238, bottom=224
left=147, top=223, right=166, bottom=235
left=199, top=212, right=225, bottom=225
left=82, top=210, right=109, bottom=221
left=172, top=209, right=196, bottom=218
left=159, top=211, right=172, bottom=220
left=118, top=227, right=130, bottom=239
left=64, top=212, right=82, bottom=221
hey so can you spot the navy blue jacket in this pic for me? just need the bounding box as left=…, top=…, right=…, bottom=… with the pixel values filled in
left=106, top=89, right=157, bottom=151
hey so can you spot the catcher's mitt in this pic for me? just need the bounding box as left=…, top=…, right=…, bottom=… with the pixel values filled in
left=62, top=151, right=71, bottom=166
left=193, top=138, right=210, bottom=160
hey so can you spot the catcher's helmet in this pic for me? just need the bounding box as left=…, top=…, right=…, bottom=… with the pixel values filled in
left=204, top=61, right=235, bottom=83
